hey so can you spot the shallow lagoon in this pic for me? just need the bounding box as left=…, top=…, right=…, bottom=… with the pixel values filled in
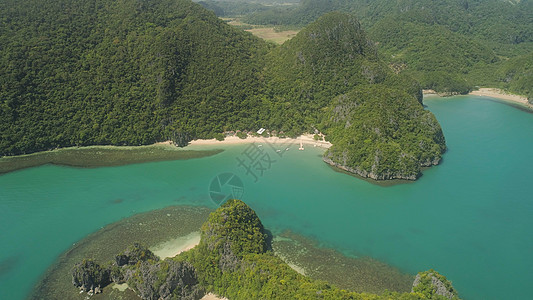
left=1, top=95, right=532, bottom=299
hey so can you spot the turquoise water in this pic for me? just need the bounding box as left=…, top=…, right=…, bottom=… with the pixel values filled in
left=1, top=95, right=532, bottom=299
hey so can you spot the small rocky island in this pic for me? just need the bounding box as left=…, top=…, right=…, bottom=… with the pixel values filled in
left=72, top=199, right=459, bottom=299
left=322, top=86, right=446, bottom=181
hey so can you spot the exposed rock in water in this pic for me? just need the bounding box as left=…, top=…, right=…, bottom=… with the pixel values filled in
left=71, top=259, right=110, bottom=294
left=411, top=269, right=460, bottom=299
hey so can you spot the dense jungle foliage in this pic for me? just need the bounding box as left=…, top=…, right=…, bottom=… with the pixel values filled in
left=0, top=0, right=270, bottom=154
left=323, top=85, right=445, bottom=180
left=0, top=0, right=445, bottom=180
left=72, top=199, right=461, bottom=299
left=242, top=0, right=533, bottom=95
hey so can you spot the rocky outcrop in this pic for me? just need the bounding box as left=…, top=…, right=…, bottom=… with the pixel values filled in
left=72, top=243, right=204, bottom=299
left=124, top=260, right=203, bottom=300
left=218, top=242, right=240, bottom=272
left=158, top=260, right=203, bottom=300
left=322, top=85, right=446, bottom=181
left=115, top=243, right=160, bottom=267
left=411, top=270, right=459, bottom=299
left=71, top=259, right=110, bottom=294
left=323, top=156, right=420, bottom=181
left=198, top=199, right=268, bottom=275
left=323, top=150, right=442, bottom=181
left=200, top=199, right=267, bottom=258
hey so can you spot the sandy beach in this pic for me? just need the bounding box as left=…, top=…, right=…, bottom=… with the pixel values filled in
left=201, top=293, right=228, bottom=300
left=150, top=231, right=201, bottom=259
left=422, top=89, right=438, bottom=96
left=188, top=134, right=332, bottom=149
left=469, top=88, right=532, bottom=109
left=149, top=232, right=228, bottom=300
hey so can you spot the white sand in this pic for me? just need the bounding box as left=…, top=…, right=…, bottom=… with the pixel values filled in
left=112, top=283, right=129, bottom=291
left=154, top=140, right=174, bottom=146
left=150, top=231, right=201, bottom=259
left=188, top=134, right=332, bottom=149
left=201, top=293, right=228, bottom=300
left=469, top=88, right=531, bottom=109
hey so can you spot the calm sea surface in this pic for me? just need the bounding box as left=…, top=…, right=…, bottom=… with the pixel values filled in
left=1, top=95, right=532, bottom=299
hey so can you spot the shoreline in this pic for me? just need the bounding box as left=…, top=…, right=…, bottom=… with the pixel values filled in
left=468, top=88, right=532, bottom=109
left=150, top=231, right=201, bottom=259
left=0, top=133, right=329, bottom=175
left=31, top=204, right=410, bottom=300
left=187, top=134, right=332, bottom=149
left=424, top=88, right=532, bottom=110
left=29, top=206, right=213, bottom=300
left=421, top=89, right=440, bottom=97
left=0, top=144, right=222, bottom=175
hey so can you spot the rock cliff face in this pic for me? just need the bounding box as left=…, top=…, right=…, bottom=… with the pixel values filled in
left=323, top=157, right=420, bottom=181
left=72, top=243, right=204, bottom=300
left=71, top=259, right=110, bottom=294
left=125, top=259, right=202, bottom=300
left=115, top=243, right=159, bottom=267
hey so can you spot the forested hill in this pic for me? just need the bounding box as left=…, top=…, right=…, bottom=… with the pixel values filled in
left=243, top=0, right=533, bottom=96
left=245, top=0, right=533, bottom=45
left=0, top=0, right=270, bottom=154
left=0, top=0, right=445, bottom=180
left=263, top=13, right=445, bottom=180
